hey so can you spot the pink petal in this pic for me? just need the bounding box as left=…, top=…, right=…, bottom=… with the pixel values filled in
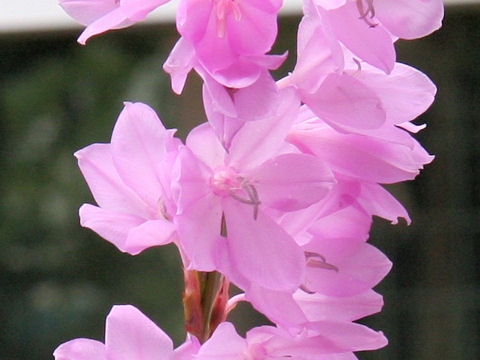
left=303, top=240, right=392, bottom=296
left=294, top=289, right=384, bottom=322
left=79, top=204, right=146, bottom=254
left=111, top=102, right=168, bottom=211
left=186, top=123, right=226, bottom=170
left=351, top=62, right=437, bottom=125
left=233, top=71, right=280, bottom=122
left=54, top=338, right=105, bottom=360
left=105, top=305, right=173, bottom=360
left=175, top=193, right=222, bottom=271
left=163, top=37, right=196, bottom=94
left=357, top=182, right=411, bottom=224
left=288, top=125, right=431, bottom=184
left=126, top=219, right=176, bottom=254
left=339, top=243, right=392, bottom=288
left=308, top=206, right=372, bottom=243
left=171, top=147, right=213, bottom=215
left=75, top=143, right=153, bottom=219
left=202, top=72, right=238, bottom=119
left=250, top=153, right=334, bottom=212
left=204, top=57, right=262, bottom=89
left=327, top=2, right=395, bottom=73
left=303, top=73, right=386, bottom=133
left=202, top=80, right=245, bottom=149
left=177, top=0, right=214, bottom=43
left=312, top=0, right=346, bottom=10
left=228, top=88, right=300, bottom=171
left=303, top=321, right=388, bottom=352
left=78, top=7, right=134, bottom=44
left=288, top=6, right=344, bottom=93
left=173, top=335, right=201, bottom=360
left=375, top=0, right=444, bottom=39
left=76, top=0, right=171, bottom=44
left=59, top=0, right=118, bottom=25
left=196, top=322, right=247, bottom=359
left=252, top=321, right=386, bottom=355
left=245, top=284, right=308, bottom=329
left=223, top=199, right=305, bottom=292
left=227, top=0, right=279, bottom=55
left=121, top=0, right=172, bottom=22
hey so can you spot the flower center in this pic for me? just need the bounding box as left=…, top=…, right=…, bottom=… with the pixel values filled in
left=212, top=166, right=240, bottom=196
left=211, top=166, right=261, bottom=219
left=213, top=0, right=242, bottom=38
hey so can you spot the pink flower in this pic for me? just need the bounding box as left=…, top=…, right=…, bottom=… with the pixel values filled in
left=309, top=0, right=444, bottom=72
left=59, top=0, right=173, bottom=44
left=76, top=102, right=180, bottom=255
left=173, top=89, right=335, bottom=291
left=234, top=206, right=391, bottom=330
left=53, top=305, right=198, bottom=360
left=282, top=6, right=437, bottom=137
left=164, top=0, right=285, bottom=90
left=287, top=107, right=434, bottom=185
left=196, top=321, right=387, bottom=359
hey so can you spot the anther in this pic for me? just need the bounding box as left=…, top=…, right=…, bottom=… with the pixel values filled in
left=157, top=198, right=171, bottom=221
left=229, top=179, right=261, bottom=220
left=305, top=251, right=339, bottom=272
left=356, top=0, right=377, bottom=27
left=353, top=58, right=362, bottom=72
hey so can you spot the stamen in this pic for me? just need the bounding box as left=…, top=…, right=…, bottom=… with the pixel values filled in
left=157, top=198, right=171, bottom=221
left=356, top=0, right=377, bottom=28
left=229, top=179, right=261, bottom=220
left=214, top=0, right=242, bottom=38
left=305, top=251, right=339, bottom=272
left=299, top=284, right=316, bottom=294
left=353, top=57, right=362, bottom=72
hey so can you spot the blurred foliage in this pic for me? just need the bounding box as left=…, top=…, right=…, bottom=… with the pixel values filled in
left=0, top=7, right=479, bottom=360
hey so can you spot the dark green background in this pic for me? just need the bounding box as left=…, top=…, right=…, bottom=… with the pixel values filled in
left=0, top=5, right=479, bottom=359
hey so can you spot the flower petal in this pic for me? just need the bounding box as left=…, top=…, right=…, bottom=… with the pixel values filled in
left=163, top=37, right=196, bottom=94
left=327, top=2, right=395, bottom=73
left=105, top=305, right=173, bottom=360
left=351, top=62, right=437, bottom=125
left=303, top=73, right=386, bottom=133
left=79, top=204, right=145, bottom=254
left=175, top=193, right=222, bottom=271
left=111, top=102, right=168, bottom=211
left=54, top=338, right=105, bottom=360
left=250, top=153, right=334, bottom=212
left=223, top=199, right=304, bottom=292
left=294, top=289, right=384, bottom=322
left=228, top=88, right=300, bottom=171
left=196, top=322, right=247, bottom=359
left=75, top=143, right=152, bottom=218
left=126, top=219, right=176, bottom=255
left=357, top=182, right=411, bottom=224
left=375, top=0, right=444, bottom=39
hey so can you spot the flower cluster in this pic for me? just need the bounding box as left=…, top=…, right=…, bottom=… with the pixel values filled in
left=55, top=0, right=443, bottom=359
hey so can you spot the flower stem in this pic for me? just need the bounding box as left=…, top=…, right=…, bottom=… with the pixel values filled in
left=183, top=269, right=229, bottom=343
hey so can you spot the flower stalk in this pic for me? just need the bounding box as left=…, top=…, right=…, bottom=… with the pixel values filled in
left=183, top=269, right=230, bottom=343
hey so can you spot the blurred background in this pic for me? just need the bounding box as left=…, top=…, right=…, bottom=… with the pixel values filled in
left=0, top=2, right=479, bottom=359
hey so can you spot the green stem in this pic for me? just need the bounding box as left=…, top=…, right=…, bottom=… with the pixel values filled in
left=200, top=271, right=223, bottom=342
